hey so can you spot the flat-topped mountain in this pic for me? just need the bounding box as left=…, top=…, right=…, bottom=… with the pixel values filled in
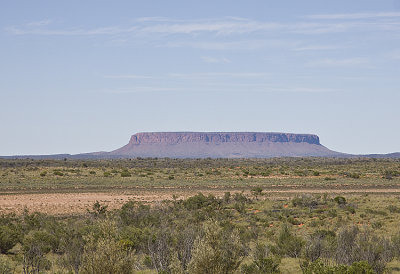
left=108, top=132, right=344, bottom=158
left=123, top=132, right=320, bottom=145
left=2, top=131, right=399, bottom=159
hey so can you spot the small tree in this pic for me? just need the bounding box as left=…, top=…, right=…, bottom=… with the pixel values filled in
left=241, top=242, right=280, bottom=273
left=272, top=224, right=304, bottom=258
left=335, top=226, right=358, bottom=265
left=188, top=221, right=246, bottom=274
left=120, top=169, right=131, bottom=177
left=59, top=228, right=85, bottom=274
left=304, top=230, right=336, bottom=263
left=0, top=256, right=13, bottom=274
left=251, top=187, right=263, bottom=200
left=0, top=225, right=20, bottom=254
left=22, top=231, right=55, bottom=274
left=147, top=227, right=173, bottom=273
left=223, top=192, right=231, bottom=203
left=334, top=196, right=346, bottom=206
left=79, top=220, right=135, bottom=274
left=301, top=259, right=374, bottom=274
left=88, top=201, right=108, bottom=217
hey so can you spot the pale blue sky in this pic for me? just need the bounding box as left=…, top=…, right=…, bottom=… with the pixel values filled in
left=1, top=0, right=399, bottom=155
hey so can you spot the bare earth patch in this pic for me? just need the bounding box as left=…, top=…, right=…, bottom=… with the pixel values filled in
left=1, top=186, right=400, bottom=215
left=0, top=189, right=243, bottom=215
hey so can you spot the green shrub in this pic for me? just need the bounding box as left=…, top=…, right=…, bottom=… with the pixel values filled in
left=334, top=196, right=346, bottom=205
left=59, top=229, right=85, bottom=274
left=349, top=261, right=375, bottom=274
left=383, top=170, right=400, bottom=180
left=346, top=173, right=361, bottom=179
left=391, top=231, right=400, bottom=258
left=80, top=220, right=135, bottom=274
left=372, top=221, right=383, bottom=229
left=287, top=217, right=302, bottom=225
left=53, top=170, right=64, bottom=176
left=304, top=230, right=336, bottom=262
left=188, top=222, right=245, bottom=274
left=251, top=187, right=263, bottom=199
left=120, top=226, right=147, bottom=251
left=0, top=225, right=20, bottom=253
left=103, top=171, right=111, bottom=177
left=120, top=170, right=131, bottom=177
left=292, top=195, right=319, bottom=209
left=88, top=201, right=108, bottom=217
left=22, top=231, right=56, bottom=273
left=294, top=170, right=307, bottom=176
left=272, top=224, right=304, bottom=258
left=223, top=192, right=231, bottom=203
left=143, top=255, right=152, bottom=268
left=183, top=193, right=217, bottom=210
left=260, top=171, right=271, bottom=176
left=345, top=206, right=356, bottom=214
left=301, top=259, right=374, bottom=274
left=241, top=243, right=280, bottom=274
left=23, top=230, right=58, bottom=254
left=387, top=205, right=400, bottom=213
left=365, top=208, right=387, bottom=216
left=234, top=202, right=246, bottom=213
left=0, top=256, right=13, bottom=274
left=335, top=227, right=392, bottom=273
left=233, top=192, right=249, bottom=203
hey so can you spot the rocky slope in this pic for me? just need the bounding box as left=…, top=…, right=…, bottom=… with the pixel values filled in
left=108, top=132, right=344, bottom=158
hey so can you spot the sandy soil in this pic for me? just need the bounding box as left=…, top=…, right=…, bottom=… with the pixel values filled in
left=0, top=189, right=236, bottom=215
left=1, top=187, right=400, bottom=215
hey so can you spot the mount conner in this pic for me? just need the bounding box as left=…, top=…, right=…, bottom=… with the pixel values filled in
left=3, top=132, right=400, bottom=159
left=106, top=132, right=344, bottom=158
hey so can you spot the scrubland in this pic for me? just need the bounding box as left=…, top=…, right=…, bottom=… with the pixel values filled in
left=0, top=157, right=400, bottom=273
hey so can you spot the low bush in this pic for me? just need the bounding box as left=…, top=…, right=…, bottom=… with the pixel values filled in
left=241, top=243, right=280, bottom=274
left=0, top=256, right=13, bottom=274
left=188, top=222, right=246, bottom=274
left=53, top=170, right=64, bottom=176
left=334, top=196, right=346, bottom=205
left=0, top=225, right=20, bottom=254
left=272, top=224, right=304, bottom=258
left=387, top=205, right=400, bottom=213
left=301, top=259, right=374, bottom=274
left=120, top=169, right=131, bottom=177
left=292, top=195, right=319, bottom=209
left=103, top=171, right=111, bottom=177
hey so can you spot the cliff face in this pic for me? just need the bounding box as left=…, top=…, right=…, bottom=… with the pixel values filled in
left=109, top=132, right=340, bottom=158
left=127, top=132, right=320, bottom=145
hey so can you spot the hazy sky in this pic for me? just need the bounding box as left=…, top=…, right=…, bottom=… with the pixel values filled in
left=1, top=0, right=399, bottom=155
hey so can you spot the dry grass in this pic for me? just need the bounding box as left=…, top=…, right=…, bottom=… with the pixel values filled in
left=0, top=157, right=399, bottom=215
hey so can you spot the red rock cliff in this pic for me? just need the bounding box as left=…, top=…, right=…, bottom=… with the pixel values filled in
left=127, top=132, right=320, bottom=145
left=108, top=131, right=340, bottom=158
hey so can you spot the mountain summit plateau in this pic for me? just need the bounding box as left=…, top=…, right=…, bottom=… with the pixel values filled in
left=107, top=132, right=343, bottom=158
